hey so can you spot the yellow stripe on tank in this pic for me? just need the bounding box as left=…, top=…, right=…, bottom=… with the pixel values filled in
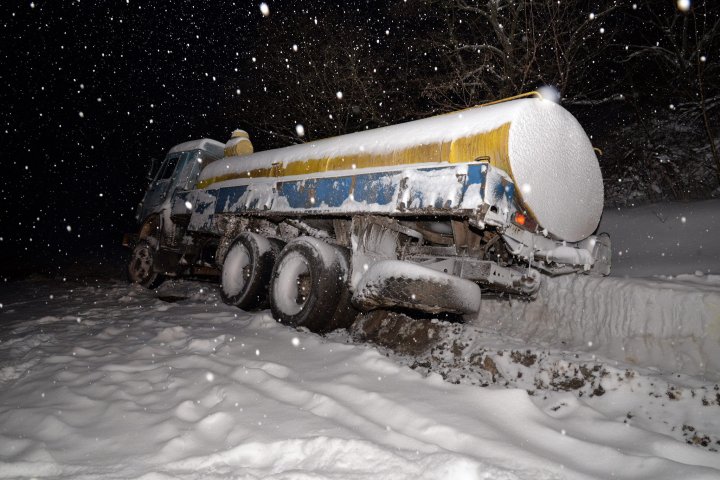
left=197, top=122, right=511, bottom=189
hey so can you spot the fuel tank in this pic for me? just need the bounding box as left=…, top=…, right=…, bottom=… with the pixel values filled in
left=198, top=97, right=603, bottom=242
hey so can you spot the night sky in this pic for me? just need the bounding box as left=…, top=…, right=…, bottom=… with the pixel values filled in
left=2, top=1, right=718, bottom=280
left=2, top=2, right=267, bottom=277
left=0, top=1, right=411, bottom=279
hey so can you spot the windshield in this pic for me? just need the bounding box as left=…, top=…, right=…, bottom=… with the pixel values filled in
left=156, top=155, right=180, bottom=181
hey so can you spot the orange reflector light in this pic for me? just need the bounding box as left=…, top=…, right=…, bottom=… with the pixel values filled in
left=514, top=213, right=526, bottom=226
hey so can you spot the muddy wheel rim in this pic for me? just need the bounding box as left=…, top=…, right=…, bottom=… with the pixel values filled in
left=130, top=245, right=153, bottom=282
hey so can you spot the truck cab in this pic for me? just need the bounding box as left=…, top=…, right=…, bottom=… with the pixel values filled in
left=125, top=139, right=224, bottom=287
left=136, top=139, right=225, bottom=226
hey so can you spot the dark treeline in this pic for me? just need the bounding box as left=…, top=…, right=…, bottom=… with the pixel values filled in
left=231, top=0, right=720, bottom=205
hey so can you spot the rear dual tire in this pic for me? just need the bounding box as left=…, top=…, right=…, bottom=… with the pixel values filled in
left=221, top=234, right=354, bottom=333
left=269, top=237, right=353, bottom=333
left=220, top=233, right=283, bottom=310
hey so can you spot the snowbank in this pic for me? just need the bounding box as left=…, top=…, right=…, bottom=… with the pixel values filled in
left=461, top=198, right=720, bottom=378
left=1, top=280, right=719, bottom=479
left=478, top=273, right=720, bottom=377
left=460, top=199, right=720, bottom=379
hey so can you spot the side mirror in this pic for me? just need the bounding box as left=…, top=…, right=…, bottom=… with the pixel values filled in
left=146, top=157, right=159, bottom=181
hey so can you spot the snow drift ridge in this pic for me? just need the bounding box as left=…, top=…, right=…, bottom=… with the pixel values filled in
left=478, top=274, right=720, bottom=377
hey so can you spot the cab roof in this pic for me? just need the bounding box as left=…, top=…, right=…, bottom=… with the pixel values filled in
left=168, top=138, right=224, bottom=158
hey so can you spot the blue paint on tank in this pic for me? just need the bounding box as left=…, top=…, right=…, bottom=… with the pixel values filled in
left=465, top=164, right=487, bottom=195
left=351, top=171, right=398, bottom=206
left=195, top=162, right=514, bottom=228
left=216, top=186, right=248, bottom=211
left=279, top=176, right=354, bottom=209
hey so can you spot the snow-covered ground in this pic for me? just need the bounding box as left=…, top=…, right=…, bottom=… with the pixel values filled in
left=1, top=279, right=719, bottom=480
left=1, top=199, right=719, bottom=479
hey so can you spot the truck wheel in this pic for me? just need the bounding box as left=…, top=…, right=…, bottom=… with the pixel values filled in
left=269, top=237, right=348, bottom=332
left=220, top=233, right=280, bottom=310
left=128, top=239, right=164, bottom=289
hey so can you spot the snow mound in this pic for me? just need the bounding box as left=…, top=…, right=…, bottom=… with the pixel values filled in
left=478, top=274, right=720, bottom=377
left=163, top=437, right=509, bottom=480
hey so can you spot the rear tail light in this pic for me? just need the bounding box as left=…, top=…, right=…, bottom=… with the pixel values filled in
left=512, top=211, right=538, bottom=232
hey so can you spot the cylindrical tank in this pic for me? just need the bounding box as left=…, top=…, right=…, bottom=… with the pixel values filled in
left=199, top=98, right=603, bottom=242
left=504, top=99, right=603, bottom=242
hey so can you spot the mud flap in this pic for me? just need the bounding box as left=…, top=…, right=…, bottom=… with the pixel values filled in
left=588, top=232, right=612, bottom=276
left=352, top=260, right=482, bottom=315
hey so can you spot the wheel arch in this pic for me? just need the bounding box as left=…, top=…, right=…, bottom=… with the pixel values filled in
left=138, top=214, right=162, bottom=243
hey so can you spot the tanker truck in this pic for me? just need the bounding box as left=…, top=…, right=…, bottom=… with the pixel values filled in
left=124, top=93, right=611, bottom=331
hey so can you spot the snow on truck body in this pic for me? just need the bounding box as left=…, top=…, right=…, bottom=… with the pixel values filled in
left=126, top=95, right=611, bottom=329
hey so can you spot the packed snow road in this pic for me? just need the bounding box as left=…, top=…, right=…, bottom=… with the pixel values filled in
left=1, top=279, right=719, bottom=479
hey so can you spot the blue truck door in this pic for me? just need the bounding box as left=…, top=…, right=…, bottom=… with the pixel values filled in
left=138, top=153, right=187, bottom=221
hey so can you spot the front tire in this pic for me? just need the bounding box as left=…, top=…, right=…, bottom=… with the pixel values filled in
left=128, top=239, right=164, bottom=288
left=269, top=237, right=348, bottom=332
